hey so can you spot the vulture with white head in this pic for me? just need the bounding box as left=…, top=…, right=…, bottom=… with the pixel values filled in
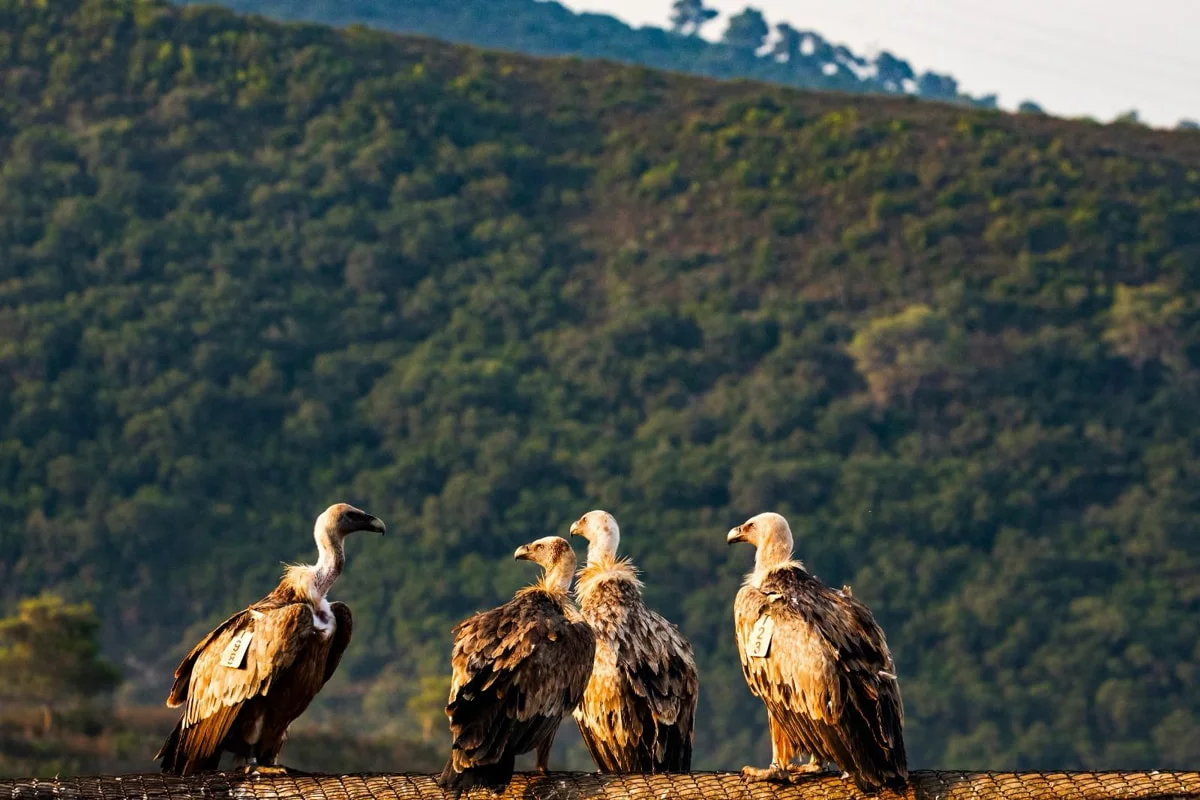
left=438, top=536, right=595, bottom=794
left=569, top=510, right=698, bottom=773
left=727, top=512, right=907, bottom=793
left=157, top=503, right=385, bottom=776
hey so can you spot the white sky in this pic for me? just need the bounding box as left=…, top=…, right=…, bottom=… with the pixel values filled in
left=556, top=0, right=1199, bottom=127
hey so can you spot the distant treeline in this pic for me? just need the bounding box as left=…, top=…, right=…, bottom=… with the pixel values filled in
left=181, top=0, right=1001, bottom=108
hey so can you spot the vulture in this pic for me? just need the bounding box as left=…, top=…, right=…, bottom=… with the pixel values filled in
left=727, top=512, right=907, bottom=793
left=439, top=536, right=595, bottom=794
left=569, top=510, right=698, bottom=773
left=157, top=503, right=385, bottom=776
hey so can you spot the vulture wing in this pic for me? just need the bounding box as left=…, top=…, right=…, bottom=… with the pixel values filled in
left=158, top=602, right=315, bottom=773
left=735, top=567, right=906, bottom=792
left=441, top=591, right=595, bottom=791
left=621, top=606, right=698, bottom=772
left=578, top=587, right=698, bottom=773
left=322, top=602, right=353, bottom=684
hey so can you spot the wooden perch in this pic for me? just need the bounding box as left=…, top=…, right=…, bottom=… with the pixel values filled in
left=2, top=771, right=1198, bottom=800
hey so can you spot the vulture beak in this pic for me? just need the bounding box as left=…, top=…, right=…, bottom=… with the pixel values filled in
left=367, top=516, right=386, bottom=535
left=514, top=544, right=532, bottom=561
left=727, top=525, right=747, bottom=545
left=569, top=520, right=581, bottom=537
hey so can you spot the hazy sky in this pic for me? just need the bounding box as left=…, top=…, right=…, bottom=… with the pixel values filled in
left=557, top=0, right=1199, bottom=127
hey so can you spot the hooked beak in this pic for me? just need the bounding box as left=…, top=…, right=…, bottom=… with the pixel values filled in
left=514, top=544, right=532, bottom=561
left=727, top=526, right=747, bottom=545
left=569, top=519, right=582, bottom=537
left=367, top=516, right=386, bottom=536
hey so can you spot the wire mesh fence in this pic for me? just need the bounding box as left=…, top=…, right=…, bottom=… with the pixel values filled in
left=3, top=771, right=1199, bottom=800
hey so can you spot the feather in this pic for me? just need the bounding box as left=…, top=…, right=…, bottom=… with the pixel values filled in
left=573, top=556, right=699, bottom=773
left=439, top=537, right=595, bottom=794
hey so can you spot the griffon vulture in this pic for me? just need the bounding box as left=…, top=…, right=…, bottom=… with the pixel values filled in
left=438, top=536, right=595, bottom=794
left=569, top=510, right=698, bottom=773
left=727, top=512, right=907, bottom=793
left=157, top=503, right=385, bottom=776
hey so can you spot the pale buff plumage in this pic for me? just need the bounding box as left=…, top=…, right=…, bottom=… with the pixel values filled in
left=439, top=536, right=595, bottom=794
left=157, top=503, right=384, bottom=776
left=570, top=511, right=698, bottom=773
left=728, top=512, right=907, bottom=794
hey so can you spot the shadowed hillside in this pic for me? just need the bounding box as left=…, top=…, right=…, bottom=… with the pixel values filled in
left=2, top=0, right=1200, bottom=775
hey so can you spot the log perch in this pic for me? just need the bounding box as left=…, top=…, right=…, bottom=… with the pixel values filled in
left=2, top=771, right=1198, bottom=800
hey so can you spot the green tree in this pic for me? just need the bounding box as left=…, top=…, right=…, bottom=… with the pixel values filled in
left=1103, top=283, right=1189, bottom=370
left=0, top=595, right=121, bottom=730
left=847, top=304, right=968, bottom=408
left=669, top=0, right=719, bottom=36
left=722, top=7, right=770, bottom=53
left=874, top=51, right=914, bottom=92
left=917, top=71, right=958, bottom=100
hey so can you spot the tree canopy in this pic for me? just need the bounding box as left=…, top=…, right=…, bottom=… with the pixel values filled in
left=2, top=0, right=1200, bottom=774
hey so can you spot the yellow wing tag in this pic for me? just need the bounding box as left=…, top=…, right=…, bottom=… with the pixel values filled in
left=747, top=614, right=774, bottom=658
left=220, top=629, right=254, bottom=669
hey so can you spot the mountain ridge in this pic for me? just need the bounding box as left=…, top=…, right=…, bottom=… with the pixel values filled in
left=183, top=0, right=1002, bottom=110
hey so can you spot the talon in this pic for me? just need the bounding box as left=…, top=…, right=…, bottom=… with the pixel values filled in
left=789, top=757, right=825, bottom=774
left=248, top=765, right=289, bottom=777
left=741, top=765, right=791, bottom=783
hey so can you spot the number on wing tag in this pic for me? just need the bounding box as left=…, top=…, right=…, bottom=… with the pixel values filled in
left=747, top=614, right=774, bottom=658
left=220, top=629, right=254, bottom=669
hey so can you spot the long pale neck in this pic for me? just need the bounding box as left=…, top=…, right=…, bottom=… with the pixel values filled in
left=753, top=535, right=796, bottom=579
left=541, top=557, right=576, bottom=594
left=587, top=533, right=619, bottom=566
left=313, top=525, right=345, bottom=599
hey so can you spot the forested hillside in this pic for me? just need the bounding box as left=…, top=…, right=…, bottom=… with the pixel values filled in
left=188, top=0, right=997, bottom=109
left=2, top=0, right=1200, bottom=774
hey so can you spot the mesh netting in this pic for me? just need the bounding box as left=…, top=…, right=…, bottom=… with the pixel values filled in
left=3, top=771, right=1198, bottom=800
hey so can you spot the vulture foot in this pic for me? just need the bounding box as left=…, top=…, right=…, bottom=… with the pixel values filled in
left=788, top=757, right=826, bottom=775
left=741, top=764, right=791, bottom=783
left=244, top=765, right=290, bottom=778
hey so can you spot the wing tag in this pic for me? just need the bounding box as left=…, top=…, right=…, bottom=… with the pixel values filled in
left=220, top=629, right=254, bottom=669
left=747, top=614, right=774, bottom=658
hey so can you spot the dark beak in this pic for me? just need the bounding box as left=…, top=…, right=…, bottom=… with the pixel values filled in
left=727, top=526, right=747, bottom=545
left=514, top=544, right=531, bottom=561
left=356, top=515, right=386, bottom=535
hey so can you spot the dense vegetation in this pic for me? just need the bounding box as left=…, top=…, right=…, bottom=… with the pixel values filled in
left=189, top=0, right=999, bottom=109
left=3, top=0, right=1200, bottom=775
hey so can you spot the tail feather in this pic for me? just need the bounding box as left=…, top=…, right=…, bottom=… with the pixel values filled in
left=157, top=715, right=227, bottom=776
left=437, top=753, right=517, bottom=794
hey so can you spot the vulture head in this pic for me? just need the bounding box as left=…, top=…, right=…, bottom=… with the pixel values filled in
left=515, top=536, right=576, bottom=593
left=569, top=509, right=620, bottom=563
left=318, top=503, right=387, bottom=538
left=727, top=512, right=796, bottom=572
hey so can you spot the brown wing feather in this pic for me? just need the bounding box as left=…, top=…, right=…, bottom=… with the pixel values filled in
left=165, top=610, right=249, bottom=708
left=159, top=603, right=315, bottom=774
left=322, top=602, right=353, bottom=684
left=439, top=589, right=595, bottom=792
left=575, top=571, right=698, bottom=773
left=735, top=567, right=906, bottom=792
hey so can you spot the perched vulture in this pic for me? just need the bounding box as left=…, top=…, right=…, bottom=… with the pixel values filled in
left=439, top=536, right=595, bottom=794
left=569, top=510, right=698, bottom=773
left=727, top=512, right=907, bottom=793
left=157, top=503, right=385, bottom=776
